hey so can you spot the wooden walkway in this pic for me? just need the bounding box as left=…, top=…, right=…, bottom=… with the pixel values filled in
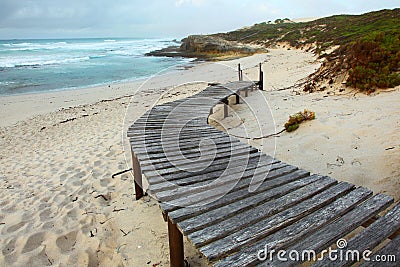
left=127, top=81, right=400, bottom=267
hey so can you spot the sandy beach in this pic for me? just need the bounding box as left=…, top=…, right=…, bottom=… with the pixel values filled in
left=1, top=48, right=399, bottom=266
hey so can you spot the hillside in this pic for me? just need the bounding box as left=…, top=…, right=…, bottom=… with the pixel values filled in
left=216, top=9, right=399, bottom=48
left=145, top=9, right=397, bottom=92
left=213, top=8, right=400, bottom=92
left=147, top=9, right=399, bottom=92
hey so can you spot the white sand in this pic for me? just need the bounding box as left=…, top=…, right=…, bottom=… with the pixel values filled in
left=0, top=48, right=399, bottom=266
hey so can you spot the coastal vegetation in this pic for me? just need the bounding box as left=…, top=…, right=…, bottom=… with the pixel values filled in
left=213, top=8, right=400, bottom=92
left=149, top=8, right=399, bottom=92
left=284, top=109, right=316, bottom=132
left=216, top=9, right=400, bottom=48
left=343, top=32, right=400, bottom=91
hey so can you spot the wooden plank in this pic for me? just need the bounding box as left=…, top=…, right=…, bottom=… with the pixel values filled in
left=147, top=153, right=270, bottom=185
left=144, top=149, right=261, bottom=181
left=132, top=136, right=240, bottom=155
left=358, top=234, right=400, bottom=267
left=132, top=121, right=208, bottom=126
left=128, top=123, right=215, bottom=134
left=149, top=158, right=279, bottom=195
left=131, top=129, right=226, bottom=142
left=148, top=155, right=278, bottom=193
left=134, top=136, right=239, bottom=157
left=183, top=176, right=338, bottom=239
left=148, top=158, right=278, bottom=193
left=135, top=143, right=239, bottom=163
left=130, top=123, right=208, bottom=131
left=133, top=115, right=208, bottom=123
left=311, top=202, right=400, bottom=267
left=165, top=169, right=310, bottom=221
left=149, top=155, right=278, bottom=184
left=159, top=164, right=299, bottom=211
left=149, top=152, right=271, bottom=193
left=212, top=187, right=373, bottom=265
left=133, top=134, right=238, bottom=154
left=139, top=142, right=251, bottom=167
left=133, top=116, right=205, bottom=123
left=265, top=196, right=394, bottom=267
left=129, top=126, right=214, bottom=137
left=129, top=129, right=224, bottom=144
left=132, top=117, right=206, bottom=123
left=128, top=128, right=222, bottom=140
left=130, top=123, right=208, bottom=130
left=155, top=163, right=296, bottom=203
left=139, top=141, right=252, bottom=168
left=132, top=130, right=237, bottom=145
left=129, top=127, right=225, bottom=140
left=141, top=145, right=256, bottom=173
left=194, top=93, right=231, bottom=98
left=137, top=131, right=235, bottom=148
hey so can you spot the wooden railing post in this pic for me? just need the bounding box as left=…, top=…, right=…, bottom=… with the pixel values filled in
left=168, top=218, right=185, bottom=267
left=259, top=63, right=264, bottom=90
left=131, top=149, right=144, bottom=200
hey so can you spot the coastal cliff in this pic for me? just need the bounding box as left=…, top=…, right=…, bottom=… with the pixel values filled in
left=147, top=35, right=266, bottom=60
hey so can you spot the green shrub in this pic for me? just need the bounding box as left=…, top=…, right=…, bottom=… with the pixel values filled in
left=346, top=31, right=400, bottom=91
left=284, top=110, right=316, bottom=132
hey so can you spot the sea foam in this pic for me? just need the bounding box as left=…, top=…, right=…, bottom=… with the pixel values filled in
left=0, top=38, right=189, bottom=95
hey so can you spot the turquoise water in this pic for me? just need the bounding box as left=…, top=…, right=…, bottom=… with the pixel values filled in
left=0, top=38, right=189, bottom=95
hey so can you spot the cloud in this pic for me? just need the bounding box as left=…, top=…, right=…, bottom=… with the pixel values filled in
left=0, top=0, right=398, bottom=39
left=175, top=0, right=204, bottom=7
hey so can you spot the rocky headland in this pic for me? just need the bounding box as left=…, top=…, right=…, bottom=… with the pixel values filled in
left=146, top=35, right=266, bottom=60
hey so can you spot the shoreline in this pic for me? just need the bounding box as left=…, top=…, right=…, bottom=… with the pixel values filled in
left=1, top=48, right=398, bottom=266
left=0, top=52, right=269, bottom=127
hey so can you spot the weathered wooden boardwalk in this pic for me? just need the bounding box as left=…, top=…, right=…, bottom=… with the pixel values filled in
left=127, top=81, right=400, bottom=266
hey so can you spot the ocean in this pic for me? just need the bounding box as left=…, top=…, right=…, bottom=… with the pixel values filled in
left=0, top=38, right=191, bottom=95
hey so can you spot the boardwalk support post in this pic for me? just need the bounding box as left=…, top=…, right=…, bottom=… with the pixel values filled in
left=222, top=98, right=228, bottom=118
left=131, top=149, right=144, bottom=200
left=168, top=218, right=185, bottom=267
left=259, top=63, right=264, bottom=90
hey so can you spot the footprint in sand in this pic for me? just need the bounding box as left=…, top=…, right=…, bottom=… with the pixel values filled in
left=6, top=221, right=26, bottom=234
left=27, top=246, right=53, bottom=266
left=41, top=221, right=55, bottom=230
left=2, top=238, right=16, bottom=256
left=22, top=232, right=46, bottom=253
left=100, top=178, right=114, bottom=187
left=56, top=231, right=78, bottom=253
left=39, top=208, right=54, bottom=222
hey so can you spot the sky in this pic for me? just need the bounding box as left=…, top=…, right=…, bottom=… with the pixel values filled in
left=0, top=0, right=399, bottom=39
